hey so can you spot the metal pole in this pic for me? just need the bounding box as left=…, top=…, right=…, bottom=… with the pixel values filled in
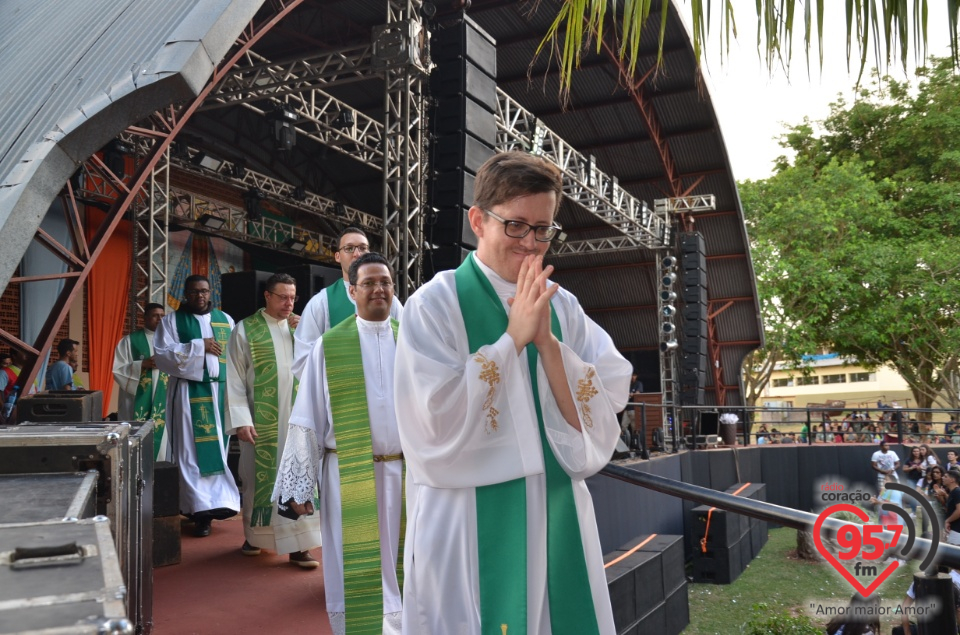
left=915, top=572, right=958, bottom=634
left=807, top=407, right=813, bottom=445
left=639, top=403, right=649, bottom=459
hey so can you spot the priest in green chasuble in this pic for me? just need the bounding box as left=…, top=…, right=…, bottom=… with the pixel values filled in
left=154, top=274, right=240, bottom=538
left=394, top=151, right=633, bottom=635
left=291, top=226, right=402, bottom=379
left=225, top=273, right=322, bottom=568
left=275, top=252, right=404, bottom=635
left=112, top=302, right=169, bottom=460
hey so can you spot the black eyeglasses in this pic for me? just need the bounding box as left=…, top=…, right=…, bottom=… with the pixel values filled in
left=355, top=281, right=394, bottom=290
left=339, top=244, right=370, bottom=254
left=483, top=209, right=561, bottom=242
left=267, top=291, right=299, bottom=303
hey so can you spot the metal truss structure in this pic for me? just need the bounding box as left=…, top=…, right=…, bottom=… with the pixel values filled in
left=495, top=88, right=671, bottom=254
left=378, top=1, right=428, bottom=299
left=131, top=148, right=171, bottom=326
left=656, top=254, right=678, bottom=440
left=654, top=195, right=716, bottom=215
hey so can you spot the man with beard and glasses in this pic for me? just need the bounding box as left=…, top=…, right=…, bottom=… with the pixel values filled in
left=395, top=151, right=632, bottom=635
left=274, top=253, right=404, bottom=634
left=112, top=303, right=169, bottom=460
left=154, top=274, right=240, bottom=537
left=225, top=273, right=322, bottom=568
left=292, top=226, right=402, bottom=379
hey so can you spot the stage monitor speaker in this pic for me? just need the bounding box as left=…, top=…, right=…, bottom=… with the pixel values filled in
left=432, top=17, right=496, bottom=77
left=16, top=390, right=103, bottom=424
left=220, top=270, right=272, bottom=322
left=278, top=263, right=342, bottom=315
left=429, top=59, right=497, bottom=108
left=434, top=95, right=497, bottom=146
left=435, top=134, right=496, bottom=174
left=431, top=206, right=478, bottom=249
left=424, top=246, right=470, bottom=280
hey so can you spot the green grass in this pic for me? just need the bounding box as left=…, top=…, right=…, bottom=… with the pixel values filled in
left=685, top=527, right=918, bottom=634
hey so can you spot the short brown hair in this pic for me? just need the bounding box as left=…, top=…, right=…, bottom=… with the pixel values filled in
left=473, top=151, right=563, bottom=215
left=265, top=273, right=296, bottom=293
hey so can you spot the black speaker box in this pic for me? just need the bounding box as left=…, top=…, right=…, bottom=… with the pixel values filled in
left=691, top=538, right=743, bottom=584
left=219, top=270, right=272, bottom=322
left=682, top=319, right=707, bottom=339
left=681, top=337, right=707, bottom=356
left=604, top=553, right=637, bottom=633
left=152, top=515, right=181, bottom=567
left=679, top=368, right=705, bottom=386
left=430, top=59, right=497, bottom=108
left=433, top=17, right=497, bottom=76
left=691, top=505, right=743, bottom=549
left=664, top=583, right=690, bottom=634
left=153, top=461, right=180, bottom=518
left=16, top=390, right=103, bottom=424
left=681, top=268, right=707, bottom=288
left=679, top=387, right=704, bottom=405
left=435, top=134, right=496, bottom=174
left=434, top=95, right=497, bottom=145
left=424, top=245, right=470, bottom=280
left=433, top=167, right=476, bottom=211
left=750, top=519, right=768, bottom=558
left=681, top=302, right=707, bottom=322
left=681, top=284, right=708, bottom=305
left=431, top=206, right=477, bottom=248
left=681, top=352, right=707, bottom=374
left=277, top=263, right=342, bottom=316
left=633, top=602, right=666, bottom=635
left=681, top=249, right=706, bottom=272
left=679, top=232, right=705, bottom=254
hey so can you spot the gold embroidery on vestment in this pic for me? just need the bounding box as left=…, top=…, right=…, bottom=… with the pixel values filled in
left=576, top=367, right=599, bottom=428
left=474, top=353, right=501, bottom=433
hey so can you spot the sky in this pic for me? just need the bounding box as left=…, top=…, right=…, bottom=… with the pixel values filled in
left=690, top=0, right=954, bottom=181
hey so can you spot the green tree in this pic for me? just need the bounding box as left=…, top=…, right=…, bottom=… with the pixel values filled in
left=540, top=1, right=959, bottom=95
left=740, top=59, right=960, bottom=411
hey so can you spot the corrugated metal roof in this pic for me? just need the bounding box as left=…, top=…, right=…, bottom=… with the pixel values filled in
left=0, top=0, right=264, bottom=293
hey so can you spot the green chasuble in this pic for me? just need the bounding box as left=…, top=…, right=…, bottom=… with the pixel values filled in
left=327, top=278, right=355, bottom=329
left=129, top=330, right=168, bottom=460
left=242, top=310, right=299, bottom=527
left=175, top=309, right=232, bottom=476
left=323, top=316, right=403, bottom=635
left=455, top=253, right=600, bottom=635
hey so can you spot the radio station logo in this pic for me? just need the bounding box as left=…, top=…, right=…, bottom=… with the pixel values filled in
left=812, top=480, right=941, bottom=597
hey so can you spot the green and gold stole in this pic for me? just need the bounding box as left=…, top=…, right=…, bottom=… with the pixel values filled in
left=175, top=309, right=231, bottom=476
left=323, top=316, right=403, bottom=635
left=129, top=330, right=168, bottom=460
left=242, top=310, right=299, bottom=527
left=327, top=278, right=355, bottom=329
left=455, top=253, right=600, bottom=635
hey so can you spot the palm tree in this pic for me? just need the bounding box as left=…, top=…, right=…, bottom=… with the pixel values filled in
left=540, top=0, right=959, bottom=93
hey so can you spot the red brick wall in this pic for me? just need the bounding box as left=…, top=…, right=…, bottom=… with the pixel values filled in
left=0, top=279, right=20, bottom=347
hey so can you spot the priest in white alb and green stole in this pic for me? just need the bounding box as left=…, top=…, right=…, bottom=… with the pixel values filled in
left=154, top=274, right=240, bottom=537
left=112, top=303, right=169, bottom=460
left=292, top=226, right=402, bottom=379
left=275, top=253, right=404, bottom=635
left=394, top=151, right=632, bottom=635
left=225, top=273, right=322, bottom=567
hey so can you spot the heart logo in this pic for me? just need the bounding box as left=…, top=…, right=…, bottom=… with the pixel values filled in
left=813, top=503, right=899, bottom=597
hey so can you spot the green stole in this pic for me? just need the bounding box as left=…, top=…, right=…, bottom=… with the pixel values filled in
left=129, top=330, right=168, bottom=460
left=454, top=253, right=600, bottom=635
left=327, top=278, right=355, bottom=329
left=242, top=310, right=299, bottom=527
left=323, top=316, right=403, bottom=635
left=175, top=309, right=232, bottom=476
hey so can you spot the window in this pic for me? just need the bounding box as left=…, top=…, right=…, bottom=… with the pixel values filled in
left=849, top=372, right=876, bottom=383
left=773, top=378, right=794, bottom=388
left=822, top=374, right=847, bottom=384
left=798, top=376, right=819, bottom=385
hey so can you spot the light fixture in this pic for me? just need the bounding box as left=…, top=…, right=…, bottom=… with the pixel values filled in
left=660, top=290, right=677, bottom=302
left=197, top=214, right=226, bottom=231
left=244, top=188, right=266, bottom=221
left=420, top=1, right=437, bottom=19
left=284, top=237, right=307, bottom=253
left=292, top=186, right=307, bottom=201
left=662, top=305, right=676, bottom=318
left=661, top=272, right=677, bottom=287
left=334, top=110, right=355, bottom=129
left=267, top=106, right=298, bottom=151
left=334, top=202, right=348, bottom=216
left=230, top=160, right=247, bottom=179
left=662, top=256, right=677, bottom=269
left=660, top=340, right=679, bottom=352
left=193, top=152, right=224, bottom=172
left=661, top=323, right=675, bottom=335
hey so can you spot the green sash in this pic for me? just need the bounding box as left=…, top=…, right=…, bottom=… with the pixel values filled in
left=455, top=253, right=600, bottom=635
left=327, top=278, right=355, bottom=329
left=175, top=309, right=231, bottom=476
left=323, top=316, right=402, bottom=635
left=242, top=310, right=299, bottom=527
left=129, top=330, right=168, bottom=461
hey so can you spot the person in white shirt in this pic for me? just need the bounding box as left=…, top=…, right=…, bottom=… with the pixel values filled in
left=871, top=441, right=901, bottom=494
left=394, top=151, right=632, bottom=635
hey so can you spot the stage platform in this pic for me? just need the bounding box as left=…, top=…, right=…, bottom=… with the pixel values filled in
left=153, top=516, right=330, bottom=635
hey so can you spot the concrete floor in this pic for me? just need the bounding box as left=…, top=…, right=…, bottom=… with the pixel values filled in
left=153, top=516, right=332, bottom=634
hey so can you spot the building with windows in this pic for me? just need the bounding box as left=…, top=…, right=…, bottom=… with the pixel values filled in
left=762, top=353, right=914, bottom=411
